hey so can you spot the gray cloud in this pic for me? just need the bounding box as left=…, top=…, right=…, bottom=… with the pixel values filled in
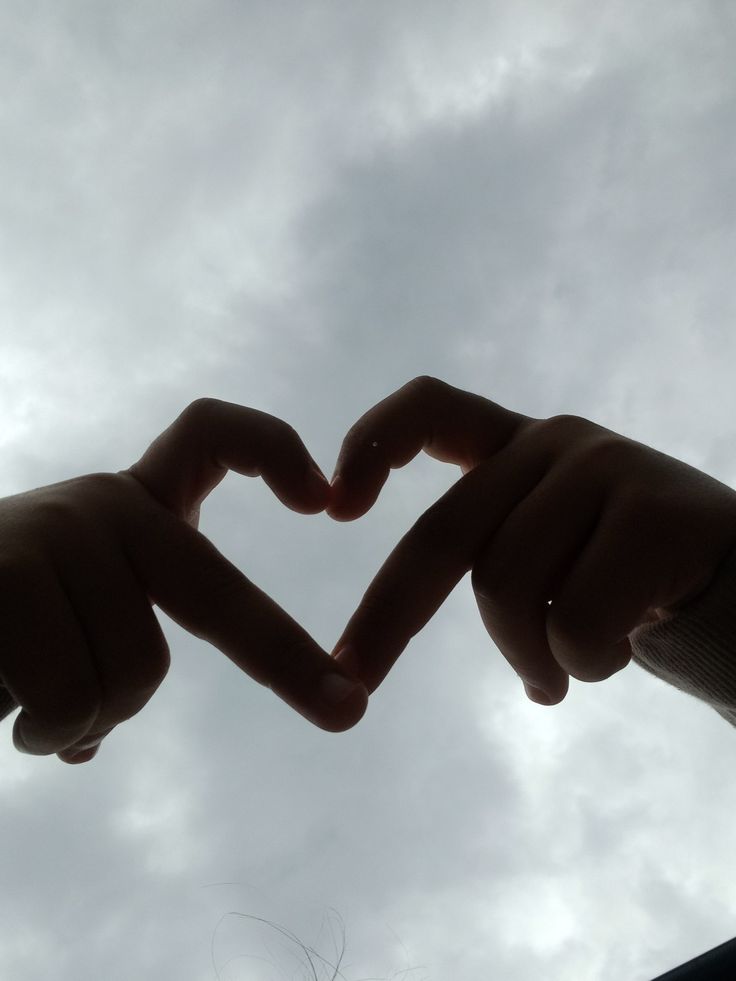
left=2, top=2, right=736, bottom=979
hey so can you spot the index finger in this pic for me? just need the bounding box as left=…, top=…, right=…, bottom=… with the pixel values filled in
left=112, top=475, right=368, bottom=731
left=328, top=376, right=530, bottom=521
left=331, top=435, right=553, bottom=693
left=124, top=397, right=330, bottom=526
left=113, top=398, right=366, bottom=730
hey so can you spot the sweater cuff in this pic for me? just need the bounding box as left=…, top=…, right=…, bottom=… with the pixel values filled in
left=629, top=546, right=736, bottom=727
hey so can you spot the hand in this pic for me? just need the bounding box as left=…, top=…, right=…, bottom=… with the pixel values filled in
left=327, top=376, right=736, bottom=705
left=0, top=398, right=368, bottom=763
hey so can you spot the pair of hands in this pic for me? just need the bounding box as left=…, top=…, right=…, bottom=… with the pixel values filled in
left=2, top=376, right=736, bottom=765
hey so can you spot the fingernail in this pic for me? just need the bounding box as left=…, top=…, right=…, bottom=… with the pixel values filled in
left=320, top=672, right=366, bottom=706
left=523, top=682, right=552, bottom=705
left=63, top=743, right=101, bottom=764
left=308, top=462, right=329, bottom=495
left=332, top=644, right=361, bottom=676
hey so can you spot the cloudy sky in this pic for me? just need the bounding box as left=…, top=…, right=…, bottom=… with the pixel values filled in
left=2, top=1, right=736, bottom=978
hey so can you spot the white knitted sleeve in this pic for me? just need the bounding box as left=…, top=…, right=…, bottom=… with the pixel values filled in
left=629, top=548, right=736, bottom=727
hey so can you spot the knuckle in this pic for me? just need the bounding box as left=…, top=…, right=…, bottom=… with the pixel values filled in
left=345, top=417, right=371, bottom=447
left=130, top=638, right=172, bottom=697
left=86, top=640, right=171, bottom=729
left=580, top=434, right=631, bottom=472
left=567, top=656, right=628, bottom=684
left=66, top=472, right=126, bottom=519
left=470, top=554, right=508, bottom=602
left=608, top=486, right=677, bottom=556
left=341, top=417, right=382, bottom=459
left=185, top=396, right=221, bottom=421
left=180, top=397, right=225, bottom=443
left=16, top=476, right=119, bottom=539
left=545, top=412, right=585, bottom=429
left=245, top=409, right=301, bottom=453
left=29, top=495, right=78, bottom=534
left=406, top=374, right=445, bottom=401
left=38, top=688, right=100, bottom=736
left=532, top=413, right=602, bottom=446
left=547, top=616, right=628, bottom=683
left=529, top=414, right=632, bottom=474
left=563, top=658, right=606, bottom=684
left=267, top=415, right=301, bottom=448
left=76, top=471, right=120, bottom=495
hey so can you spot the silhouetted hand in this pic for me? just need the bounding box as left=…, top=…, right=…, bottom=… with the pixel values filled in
left=327, top=376, right=736, bottom=705
left=0, top=398, right=367, bottom=764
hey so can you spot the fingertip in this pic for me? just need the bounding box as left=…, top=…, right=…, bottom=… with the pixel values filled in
left=302, top=478, right=332, bottom=514
left=325, top=503, right=362, bottom=522
left=281, top=674, right=369, bottom=733
left=523, top=683, right=553, bottom=705
left=57, top=741, right=102, bottom=764
left=326, top=475, right=376, bottom=522
left=305, top=462, right=331, bottom=510
left=268, top=464, right=331, bottom=515
left=326, top=475, right=353, bottom=521
left=522, top=675, right=569, bottom=706
left=13, top=723, right=30, bottom=755
left=270, top=658, right=370, bottom=733
left=332, top=643, right=362, bottom=678
left=315, top=677, right=369, bottom=732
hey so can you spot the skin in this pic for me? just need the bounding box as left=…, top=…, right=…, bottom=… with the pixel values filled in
left=0, top=398, right=368, bottom=764
left=4, top=377, right=736, bottom=764
left=326, top=376, right=736, bottom=706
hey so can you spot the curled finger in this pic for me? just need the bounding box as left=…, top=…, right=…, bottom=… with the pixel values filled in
left=124, top=397, right=330, bottom=527
left=0, top=561, right=102, bottom=756
left=43, top=513, right=172, bottom=762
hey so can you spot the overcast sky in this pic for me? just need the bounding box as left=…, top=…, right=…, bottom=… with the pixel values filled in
left=2, top=2, right=736, bottom=979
